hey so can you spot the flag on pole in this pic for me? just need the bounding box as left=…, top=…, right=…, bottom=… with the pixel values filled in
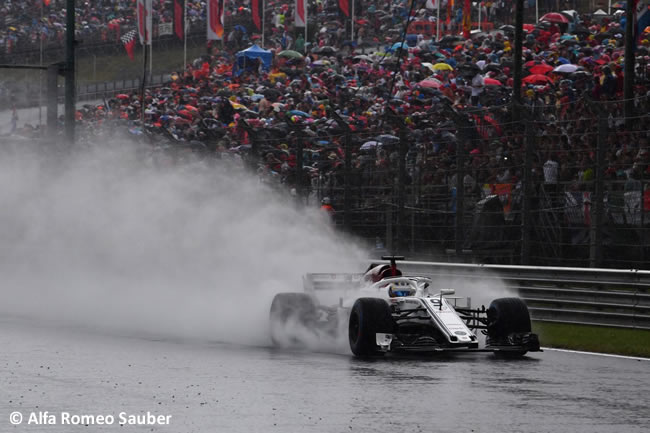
left=136, top=0, right=152, bottom=45
left=295, top=0, right=307, bottom=27
left=462, top=0, right=471, bottom=39
left=207, top=0, right=225, bottom=40
left=339, top=0, right=351, bottom=17
left=174, top=0, right=185, bottom=40
left=446, top=0, right=453, bottom=26
left=121, top=29, right=137, bottom=60
left=252, top=0, right=264, bottom=32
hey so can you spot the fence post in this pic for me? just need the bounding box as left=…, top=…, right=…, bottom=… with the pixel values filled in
left=46, top=63, right=60, bottom=134
left=455, top=137, right=465, bottom=257
left=344, top=128, right=352, bottom=229
left=327, top=108, right=353, bottom=229
left=398, top=123, right=407, bottom=253
left=521, top=112, right=534, bottom=265
left=590, top=107, right=607, bottom=267
left=386, top=206, right=393, bottom=254
left=295, top=131, right=304, bottom=202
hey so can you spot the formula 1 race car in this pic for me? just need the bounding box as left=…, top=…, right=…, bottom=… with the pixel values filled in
left=270, top=256, right=541, bottom=357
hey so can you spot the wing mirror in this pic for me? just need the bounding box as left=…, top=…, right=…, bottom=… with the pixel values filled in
left=440, top=289, right=455, bottom=296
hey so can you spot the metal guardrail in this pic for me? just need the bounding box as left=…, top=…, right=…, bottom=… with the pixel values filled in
left=391, top=261, right=650, bottom=330
left=73, top=74, right=170, bottom=102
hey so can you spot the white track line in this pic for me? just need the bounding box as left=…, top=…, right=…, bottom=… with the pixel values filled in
left=542, top=347, right=650, bottom=361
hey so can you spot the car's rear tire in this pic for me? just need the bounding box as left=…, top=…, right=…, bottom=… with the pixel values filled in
left=269, top=293, right=317, bottom=347
left=487, top=297, right=533, bottom=357
left=349, top=298, right=394, bottom=357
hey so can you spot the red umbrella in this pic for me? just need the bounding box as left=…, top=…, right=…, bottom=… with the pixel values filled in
left=529, top=63, right=554, bottom=75
left=539, top=13, right=569, bottom=24
left=484, top=77, right=502, bottom=86
left=418, top=79, right=442, bottom=89
left=116, top=94, right=130, bottom=100
left=523, top=74, right=554, bottom=85
left=177, top=109, right=194, bottom=119
left=523, top=24, right=536, bottom=33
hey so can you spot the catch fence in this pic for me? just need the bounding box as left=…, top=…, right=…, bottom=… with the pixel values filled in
left=294, top=95, right=650, bottom=270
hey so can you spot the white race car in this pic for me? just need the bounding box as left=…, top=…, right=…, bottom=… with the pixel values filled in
left=270, top=256, right=541, bottom=357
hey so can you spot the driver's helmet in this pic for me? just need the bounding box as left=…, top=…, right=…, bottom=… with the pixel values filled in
left=321, top=197, right=331, bottom=205
left=388, top=284, right=413, bottom=297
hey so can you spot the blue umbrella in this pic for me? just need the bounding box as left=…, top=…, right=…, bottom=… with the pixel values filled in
left=557, top=57, right=570, bottom=65
left=390, top=42, right=408, bottom=52
left=234, top=25, right=247, bottom=33
left=288, top=110, right=311, bottom=117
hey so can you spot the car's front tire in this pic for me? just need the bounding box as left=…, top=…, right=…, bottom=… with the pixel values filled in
left=486, top=297, right=535, bottom=357
left=349, top=298, right=394, bottom=357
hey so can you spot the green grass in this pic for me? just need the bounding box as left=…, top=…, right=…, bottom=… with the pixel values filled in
left=76, top=44, right=207, bottom=84
left=533, top=321, right=650, bottom=358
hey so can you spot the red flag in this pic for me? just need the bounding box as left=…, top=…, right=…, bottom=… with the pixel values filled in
left=137, top=0, right=152, bottom=45
left=174, top=0, right=185, bottom=40
left=121, top=29, right=137, bottom=61
left=295, top=0, right=306, bottom=27
left=252, top=0, right=264, bottom=32
left=446, top=0, right=453, bottom=27
left=462, top=0, right=471, bottom=39
left=44, top=0, right=51, bottom=5
left=339, top=0, right=351, bottom=18
left=207, top=0, right=224, bottom=40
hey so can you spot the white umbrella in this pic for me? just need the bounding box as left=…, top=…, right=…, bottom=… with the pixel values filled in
left=360, top=141, right=379, bottom=151
left=553, top=64, right=580, bottom=74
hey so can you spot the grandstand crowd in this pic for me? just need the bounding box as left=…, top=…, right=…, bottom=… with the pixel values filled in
left=4, top=1, right=650, bottom=207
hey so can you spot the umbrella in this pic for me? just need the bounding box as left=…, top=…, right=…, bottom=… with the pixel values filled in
left=522, top=74, right=554, bottom=85
left=313, top=46, right=336, bottom=55
left=360, top=141, right=379, bottom=150
left=263, top=88, right=282, bottom=101
left=311, top=59, right=331, bottom=66
left=353, top=54, right=373, bottom=62
left=390, top=42, right=408, bottom=52
left=529, top=63, right=554, bottom=74
left=433, top=62, right=454, bottom=71
left=422, top=62, right=435, bottom=72
left=540, top=12, right=570, bottom=24
left=376, top=134, right=399, bottom=144
left=484, top=64, right=502, bottom=73
left=278, top=50, right=304, bottom=59
left=553, top=64, right=580, bottom=74
left=484, top=77, right=502, bottom=86
left=116, top=94, right=130, bottom=100
left=418, top=79, right=443, bottom=89
left=288, top=110, right=311, bottom=117
left=499, top=25, right=515, bottom=33
left=571, top=25, right=591, bottom=36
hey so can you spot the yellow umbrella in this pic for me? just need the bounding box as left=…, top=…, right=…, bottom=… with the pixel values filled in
left=433, top=63, right=454, bottom=71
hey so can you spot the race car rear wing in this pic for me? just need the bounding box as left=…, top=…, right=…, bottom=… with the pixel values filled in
left=302, top=273, right=364, bottom=293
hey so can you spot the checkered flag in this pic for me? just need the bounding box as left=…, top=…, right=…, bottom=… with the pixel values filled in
left=121, top=29, right=137, bottom=61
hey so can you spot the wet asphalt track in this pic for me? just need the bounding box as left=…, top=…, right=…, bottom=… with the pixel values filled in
left=2, top=319, right=649, bottom=433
